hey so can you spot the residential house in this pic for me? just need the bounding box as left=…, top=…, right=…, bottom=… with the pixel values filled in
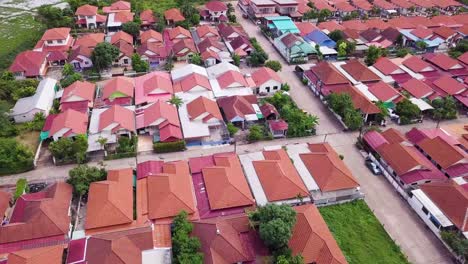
left=137, top=42, right=169, bottom=67
left=229, top=35, right=253, bottom=57
left=287, top=143, right=362, bottom=205
left=202, top=0, right=228, bottom=22
left=317, top=21, right=344, bottom=35
left=167, top=26, right=192, bottom=43
left=60, top=80, right=96, bottom=113
left=389, top=0, right=412, bottom=15
left=364, top=19, right=390, bottom=31
left=251, top=66, right=283, bottom=94
left=334, top=1, right=357, bottom=17
left=164, top=8, right=185, bottom=25
left=430, top=75, right=466, bottom=98
left=107, top=11, right=134, bottom=32
left=338, top=59, right=381, bottom=84
left=75, top=4, right=106, bottom=29
left=69, top=33, right=105, bottom=71
left=33, top=27, right=74, bottom=56
left=196, top=37, right=226, bottom=54
left=183, top=96, right=224, bottom=143
left=368, top=81, right=403, bottom=103
left=209, top=64, right=253, bottom=97
left=76, top=32, right=105, bottom=48
left=140, top=29, right=163, bottom=45
left=268, top=119, right=288, bottom=138
left=10, top=78, right=57, bottom=123
left=238, top=147, right=310, bottom=206
left=87, top=105, right=136, bottom=152
left=274, top=33, right=314, bottom=63
left=353, top=0, right=373, bottom=15
left=265, top=16, right=300, bottom=37
left=303, top=61, right=349, bottom=97
left=189, top=153, right=255, bottom=218
left=110, top=31, right=134, bottom=67
left=409, top=180, right=468, bottom=239
left=0, top=183, right=72, bottom=252
left=370, top=57, right=411, bottom=84
left=399, top=27, right=444, bottom=51
left=272, top=0, right=300, bottom=18
left=201, top=50, right=221, bottom=67
left=433, top=26, right=458, bottom=46
left=172, top=39, right=197, bottom=61
left=400, top=79, right=434, bottom=99
left=47, top=109, right=89, bottom=141
left=98, top=76, right=135, bottom=107
left=135, top=101, right=183, bottom=142
left=0, top=190, right=11, bottom=222
left=402, top=55, right=437, bottom=77
left=9, top=50, right=48, bottom=79
left=85, top=168, right=134, bottom=233
left=103, top=0, right=131, bottom=13
left=195, top=25, right=220, bottom=41
left=290, top=204, right=348, bottom=264
left=260, top=102, right=279, bottom=120
left=363, top=128, right=446, bottom=188
left=295, top=22, right=318, bottom=37
left=247, top=0, right=277, bottom=20
left=372, top=0, right=398, bottom=17
left=303, top=29, right=336, bottom=48
left=5, top=245, right=64, bottom=263
left=218, top=23, right=247, bottom=41
left=424, top=53, right=467, bottom=77
left=140, top=9, right=157, bottom=29
left=134, top=71, right=173, bottom=106
left=217, top=95, right=261, bottom=128
left=136, top=160, right=198, bottom=222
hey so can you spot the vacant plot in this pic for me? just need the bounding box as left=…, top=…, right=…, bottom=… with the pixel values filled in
left=319, top=200, right=410, bottom=264
left=139, top=0, right=207, bottom=14
left=15, top=130, right=40, bottom=152
left=0, top=12, right=44, bottom=71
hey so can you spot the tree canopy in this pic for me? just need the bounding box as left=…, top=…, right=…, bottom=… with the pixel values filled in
left=449, top=40, right=468, bottom=58
left=365, top=45, right=386, bottom=65
left=122, top=21, right=140, bottom=39
left=265, top=60, right=282, bottom=72
left=49, top=134, right=88, bottom=163
left=328, top=30, right=344, bottom=42
left=0, top=138, right=34, bottom=175
left=91, top=42, right=120, bottom=71
left=395, top=98, right=421, bottom=124
left=67, top=164, right=107, bottom=196
left=190, top=53, right=203, bottom=66
left=431, top=96, right=457, bottom=121
left=327, top=93, right=363, bottom=130
left=172, top=211, right=204, bottom=264
left=36, top=5, right=73, bottom=28
left=131, top=54, right=150, bottom=72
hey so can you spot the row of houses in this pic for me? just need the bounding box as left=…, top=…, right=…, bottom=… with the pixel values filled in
left=0, top=140, right=360, bottom=263
left=238, top=0, right=464, bottom=22
left=302, top=52, right=468, bottom=125
left=361, top=125, right=468, bottom=245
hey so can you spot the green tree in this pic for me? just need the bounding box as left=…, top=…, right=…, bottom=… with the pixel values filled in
left=248, top=50, right=268, bottom=66
left=247, top=125, right=264, bottom=142
left=365, top=45, right=384, bottom=65
left=226, top=123, right=239, bottom=136
left=1, top=71, right=14, bottom=81
left=0, top=138, right=34, bottom=175
left=14, top=178, right=29, bottom=200
left=303, top=9, right=318, bottom=20
left=62, top=63, right=75, bottom=76
left=375, top=101, right=389, bottom=123
left=122, top=21, right=140, bottom=40
left=415, top=41, right=427, bottom=51
left=190, top=53, right=203, bottom=66
left=318, top=9, right=331, bottom=22
left=91, top=42, right=120, bottom=71
left=281, top=83, right=290, bottom=91
left=67, top=165, right=107, bottom=196
left=12, top=86, right=36, bottom=101
left=61, top=72, right=83, bottom=88
left=168, top=95, right=183, bottom=108
left=232, top=54, right=241, bottom=66
left=448, top=39, right=468, bottom=58
left=172, top=211, right=204, bottom=264
left=131, top=54, right=150, bottom=72
left=441, top=231, right=468, bottom=261
left=337, top=41, right=347, bottom=57
left=164, top=55, right=175, bottom=71
left=49, top=134, right=88, bottom=163
left=265, top=60, right=282, bottom=72
left=431, top=97, right=457, bottom=121
left=328, top=30, right=344, bottom=42
left=327, top=93, right=354, bottom=116
left=395, top=98, right=421, bottom=124
left=343, top=109, right=363, bottom=130
left=36, top=5, right=73, bottom=28
left=396, top=47, right=410, bottom=58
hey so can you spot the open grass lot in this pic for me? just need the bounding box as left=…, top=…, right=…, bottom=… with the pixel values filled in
left=0, top=12, right=44, bottom=71
left=15, top=130, right=40, bottom=152
left=319, top=200, right=410, bottom=264
left=138, top=0, right=207, bottom=14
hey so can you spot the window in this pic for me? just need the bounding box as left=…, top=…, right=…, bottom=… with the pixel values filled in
left=429, top=215, right=441, bottom=229
left=87, top=16, right=93, bottom=19
left=123, top=59, right=129, bottom=64
left=47, top=40, right=53, bottom=44
left=58, top=40, right=64, bottom=44
left=273, top=86, right=278, bottom=90
left=265, top=87, right=270, bottom=92
left=422, top=206, right=429, bottom=215
left=85, top=61, right=89, bottom=65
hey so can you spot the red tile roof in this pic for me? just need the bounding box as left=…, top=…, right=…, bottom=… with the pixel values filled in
left=110, top=31, right=133, bottom=45
left=75, top=33, right=105, bottom=48
left=201, top=154, right=255, bottom=210
left=134, top=71, right=173, bottom=106
left=402, top=56, right=435, bottom=73
left=196, top=25, right=220, bottom=39
left=381, top=128, right=406, bottom=144
left=458, top=52, right=468, bottom=65
left=86, top=226, right=153, bottom=264
left=205, top=0, right=228, bottom=11
left=217, top=95, right=258, bottom=121
left=98, top=105, right=135, bottom=133
left=432, top=76, right=466, bottom=95
left=268, top=119, right=288, bottom=131
left=201, top=49, right=220, bottom=61
left=0, top=190, right=10, bottom=219
left=317, top=21, right=344, bottom=32
left=295, top=22, right=318, bottom=36
left=425, top=53, right=464, bottom=71
left=49, top=109, right=88, bottom=137
left=172, top=39, right=197, bottom=56
left=400, top=79, right=434, bottom=98
left=173, top=73, right=211, bottom=93
left=341, top=59, right=381, bottom=83
left=104, top=0, right=131, bottom=12
left=197, top=37, right=225, bottom=53
left=373, top=57, right=404, bottom=75
left=75, top=4, right=98, bottom=16
left=410, top=26, right=433, bottom=39
left=421, top=181, right=468, bottom=232
left=368, top=81, right=401, bottom=102
left=217, top=70, right=248, bottom=89
left=252, top=67, right=282, bottom=87
left=0, top=182, right=72, bottom=244
left=61, top=80, right=95, bottom=106
left=140, top=29, right=162, bottom=44
left=335, top=1, right=357, bottom=12
left=187, top=96, right=222, bottom=122
left=300, top=143, right=359, bottom=192
left=364, top=19, right=389, bottom=31
left=9, top=51, right=47, bottom=77
left=114, top=11, right=134, bottom=23
left=353, top=0, right=372, bottom=10
left=136, top=101, right=180, bottom=132
left=377, top=143, right=429, bottom=176
left=102, top=76, right=134, bottom=100
left=309, top=62, right=349, bottom=85
left=418, top=136, right=467, bottom=169
left=140, top=9, right=156, bottom=25
left=290, top=204, right=347, bottom=264
left=85, top=168, right=134, bottom=230
left=253, top=149, right=309, bottom=202
left=168, top=26, right=191, bottom=40
left=164, top=8, right=185, bottom=22
left=433, top=26, right=456, bottom=39
left=7, top=245, right=64, bottom=264
left=342, top=20, right=368, bottom=32
left=41, top=27, right=70, bottom=41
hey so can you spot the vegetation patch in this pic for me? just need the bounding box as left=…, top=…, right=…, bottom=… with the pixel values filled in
left=319, top=200, right=410, bottom=264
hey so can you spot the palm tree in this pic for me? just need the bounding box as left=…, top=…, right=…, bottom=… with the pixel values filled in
left=96, top=136, right=108, bottom=156
left=168, top=95, right=183, bottom=109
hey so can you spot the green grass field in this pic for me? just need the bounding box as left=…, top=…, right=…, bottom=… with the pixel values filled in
left=0, top=12, right=44, bottom=71
left=319, top=200, right=410, bottom=264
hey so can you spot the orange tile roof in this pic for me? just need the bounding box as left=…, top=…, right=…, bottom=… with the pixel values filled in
left=75, top=33, right=105, bottom=48
left=85, top=168, right=134, bottom=230
left=98, top=105, right=135, bottom=133
left=196, top=25, right=219, bottom=39
left=187, top=96, right=222, bottom=122
left=102, top=76, right=134, bottom=100
left=168, top=26, right=191, bottom=40
left=140, top=29, right=163, bottom=44
left=341, top=59, right=381, bottom=83
left=290, top=204, right=347, bottom=264
left=173, top=73, right=211, bottom=93
left=114, top=11, right=134, bottom=23
left=202, top=153, right=255, bottom=210
left=41, top=27, right=70, bottom=41
left=153, top=224, right=172, bottom=248
left=251, top=67, right=282, bottom=87
left=49, top=109, right=88, bottom=137
left=61, top=80, right=96, bottom=105
left=0, top=190, right=10, bottom=218
left=7, top=245, right=64, bottom=264
left=381, top=128, right=406, bottom=144
left=418, top=136, right=467, bottom=169
left=300, top=143, right=359, bottom=192
left=377, top=143, right=428, bottom=175
left=145, top=161, right=198, bottom=220
left=253, top=149, right=309, bottom=202
left=110, top=31, right=133, bottom=45
left=75, top=4, right=98, bottom=16
left=421, top=181, right=468, bottom=232
left=164, top=8, right=185, bottom=22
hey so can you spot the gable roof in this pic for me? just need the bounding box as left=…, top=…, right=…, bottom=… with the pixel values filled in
left=252, top=67, right=282, bottom=87
left=433, top=76, right=466, bottom=95
left=197, top=37, right=225, bottom=53
left=290, top=204, right=347, bottom=264
left=75, top=33, right=105, bottom=48
left=168, top=26, right=191, bottom=40
left=201, top=154, right=255, bottom=210
left=205, top=0, right=228, bottom=11
left=173, top=72, right=211, bottom=93
left=172, top=38, right=196, bottom=55
left=196, top=25, right=220, bottom=39
left=104, top=0, right=131, bottom=12
left=425, top=53, right=464, bottom=71
left=368, top=81, right=400, bottom=102
left=136, top=101, right=180, bottom=130
left=7, top=245, right=64, bottom=264
left=217, top=95, right=258, bottom=121
left=309, top=62, right=349, bottom=85
left=164, top=8, right=185, bottom=22
left=86, top=226, right=153, bottom=264
left=76, top=4, right=98, bottom=16
left=110, top=31, right=133, bottom=45
left=145, top=161, right=197, bottom=220
left=400, top=79, right=433, bottom=98
left=85, top=168, right=134, bottom=230
left=300, top=143, right=359, bottom=192
left=381, top=128, right=406, bottom=144
left=0, top=182, right=72, bottom=244
left=49, top=109, right=88, bottom=137
left=102, top=77, right=134, bottom=100
left=140, top=9, right=156, bottom=25
left=402, top=56, right=435, bottom=73
left=113, top=11, right=134, bottom=23
left=418, top=136, right=467, bottom=169
left=41, top=27, right=70, bottom=41
left=134, top=71, right=173, bottom=105
left=187, top=96, right=222, bottom=122
left=217, top=70, right=248, bottom=89
left=373, top=57, right=404, bottom=75
left=458, top=52, right=468, bottom=65
left=377, top=143, right=429, bottom=176
left=253, top=149, right=309, bottom=202
left=341, top=59, right=381, bottom=82
left=98, top=105, right=135, bottom=133
left=9, top=51, right=47, bottom=76
left=61, top=80, right=95, bottom=104
left=433, top=26, right=456, bottom=39
left=140, top=29, right=163, bottom=44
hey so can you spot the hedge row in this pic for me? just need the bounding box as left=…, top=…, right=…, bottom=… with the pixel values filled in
left=153, top=140, right=186, bottom=153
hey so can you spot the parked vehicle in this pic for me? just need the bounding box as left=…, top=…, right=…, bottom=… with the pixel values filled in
left=365, top=159, right=382, bottom=175
left=388, top=108, right=399, bottom=121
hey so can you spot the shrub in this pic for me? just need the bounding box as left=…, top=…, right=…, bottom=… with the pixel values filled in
left=153, top=140, right=186, bottom=153
left=0, top=138, right=34, bottom=175
left=281, top=83, right=290, bottom=91
left=247, top=125, right=264, bottom=142
left=265, top=60, right=282, bottom=72
left=14, top=178, right=29, bottom=200
left=227, top=123, right=239, bottom=136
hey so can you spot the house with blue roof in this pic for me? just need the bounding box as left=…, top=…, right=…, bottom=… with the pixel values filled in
left=399, top=27, right=445, bottom=52
left=265, top=16, right=300, bottom=38
left=273, top=33, right=315, bottom=63
left=303, top=30, right=336, bottom=48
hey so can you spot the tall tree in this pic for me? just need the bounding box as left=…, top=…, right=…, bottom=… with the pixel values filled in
left=365, top=45, right=384, bottom=65
left=131, top=54, right=149, bottom=72
left=122, top=21, right=141, bottom=40
left=328, top=30, right=344, bottom=42
left=91, top=42, right=120, bottom=71
left=67, top=165, right=107, bottom=196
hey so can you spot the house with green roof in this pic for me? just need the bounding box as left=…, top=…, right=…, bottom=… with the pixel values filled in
left=273, top=33, right=315, bottom=63
left=265, top=16, right=300, bottom=37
